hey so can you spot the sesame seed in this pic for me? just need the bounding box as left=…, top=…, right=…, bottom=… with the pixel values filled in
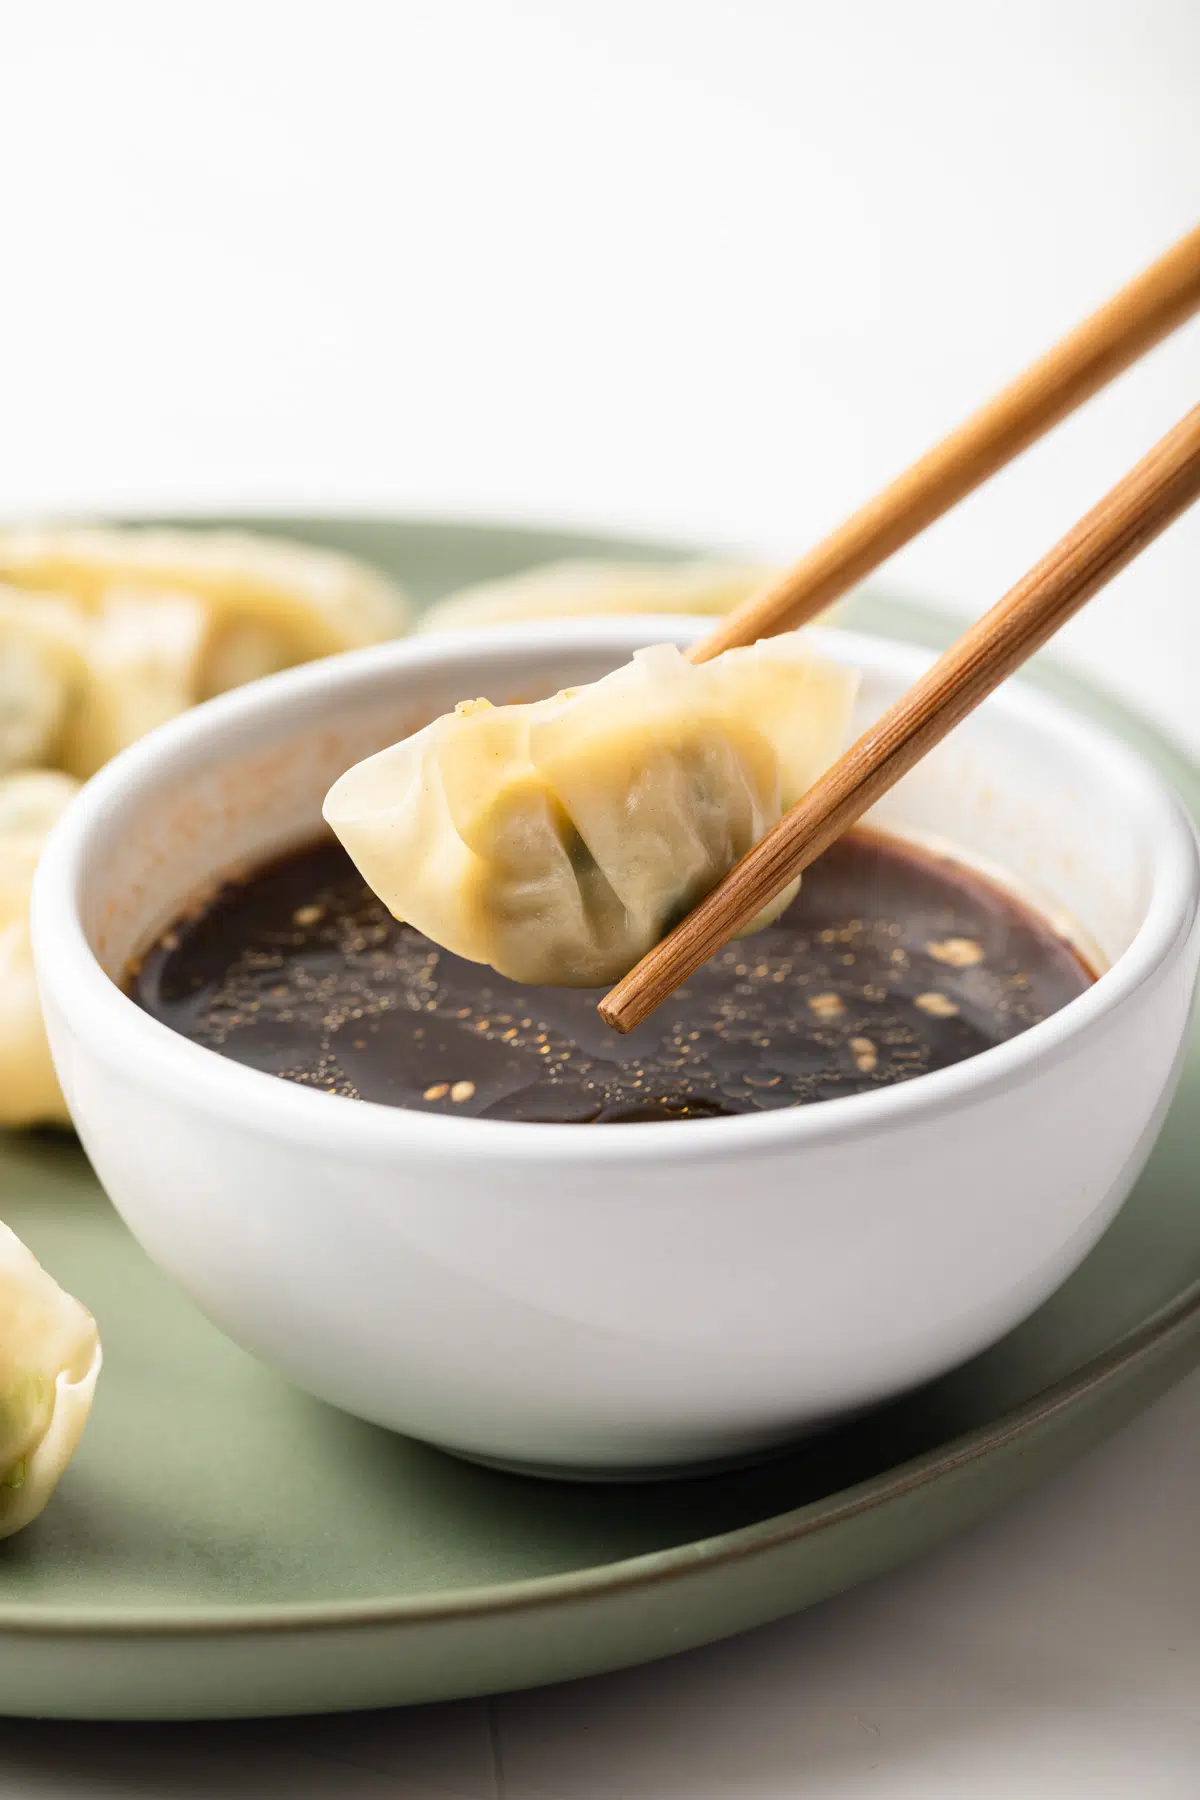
left=915, top=991, right=959, bottom=1018
left=926, top=937, right=984, bottom=968
left=807, top=992, right=845, bottom=1021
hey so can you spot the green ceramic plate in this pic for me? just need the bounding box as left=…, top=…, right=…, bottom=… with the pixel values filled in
left=2, top=517, right=1197, bottom=1721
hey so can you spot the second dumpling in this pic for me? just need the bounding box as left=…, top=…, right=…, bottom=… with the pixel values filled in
left=324, top=632, right=857, bottom=987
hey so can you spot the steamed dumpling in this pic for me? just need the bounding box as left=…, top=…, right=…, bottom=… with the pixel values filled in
left=416, top=559, right=777, bottom=635
left=0, top=589, right=86, bottom=776
left=0, top=924, right=70, bottom=1131
left=0, top=771, right=81, bottom=1127
left=0, top=525, right=411, bottom=778
left=59, top=590, right=211, bottom=779
left=0, top=524, right=410, bottom=1132
left=0, top=524, right=411, bottom=692
left=0, top=770, right=80, bottom=933
left=324, top=632, right=857, bottom=986
left=0, top=1219, right=100, bottom=1538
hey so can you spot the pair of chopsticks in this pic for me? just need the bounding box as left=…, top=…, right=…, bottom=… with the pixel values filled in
left=599, top=224, right=1200, bottom=1033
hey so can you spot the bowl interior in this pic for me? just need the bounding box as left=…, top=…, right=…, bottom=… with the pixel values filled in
left=77, top=623, right=1158, bottom=988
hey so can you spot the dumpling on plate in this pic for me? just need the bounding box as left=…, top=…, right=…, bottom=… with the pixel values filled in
left=0, top=524, right=410, bottom=1130
left=0, top=1219, right=100, bottom=1539
left=0, top=770, right=80, bottom=934
left=0, top=523, right=411, bottom=696
left=0, top=923, right=69, bottom=1129
left=0, top=589, right=86, bottom=776
left=324, top=631, right=857, bottom=987
left=416, top=559, right=779, bottom=635
left=59, top=590, right=212, bottom=779
left=0, top=771, right=81, bottom=1127
left=0, top=525, right=411, bottom=776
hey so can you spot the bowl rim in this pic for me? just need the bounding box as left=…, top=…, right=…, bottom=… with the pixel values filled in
left=32, top=617, right=1200, bottom=1166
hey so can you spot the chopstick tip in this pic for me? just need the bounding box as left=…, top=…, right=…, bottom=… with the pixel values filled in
left=596, top=991, right=634, bottom=1034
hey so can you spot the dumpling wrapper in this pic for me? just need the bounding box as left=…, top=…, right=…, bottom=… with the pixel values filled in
left=416, top=559, right=781, bottom=635
left=324, top=632, right=857, bottom=987
left=0, top=526, right=410, bottom=1128
left=0, top=769, right=81, bottom=932
left=0, top=922, right=70, bottom=1129
left=0, top=588, right=87, bottom=776
left=0, top=1219, right=100, bottom=1538
left=59, top=590, right=212, bottom=778
left=0, top=523, right=411, bottom=694
left=0, top=770, right=82, bottom=1127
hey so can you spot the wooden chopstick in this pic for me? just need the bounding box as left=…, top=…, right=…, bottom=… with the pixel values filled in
left=600, top=403, right=1200, bottom=1034
left=689, top=223, right=1200, bottom=665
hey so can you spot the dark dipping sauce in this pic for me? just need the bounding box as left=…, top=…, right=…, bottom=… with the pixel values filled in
left=129, top=830, right=1095, bottom=1124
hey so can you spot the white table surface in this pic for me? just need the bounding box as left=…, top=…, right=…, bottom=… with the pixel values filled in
left=3, top=2, right=1199, bottom=1794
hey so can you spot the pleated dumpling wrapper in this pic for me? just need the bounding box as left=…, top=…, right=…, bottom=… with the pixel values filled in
left=0, top=771, right=82, bottom=1127
left=0, top=526, right=411, bottom=774
left=324, top=631, right=858, bottom=987
left=0, top=588, right=86, bottom=776
left=0, top=1219, right=100, bottom=1538
left=416, top=559, right=781, bottom=635
left=59, top=589, right=219, bottom=779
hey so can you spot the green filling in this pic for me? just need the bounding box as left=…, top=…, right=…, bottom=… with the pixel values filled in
left=0, top=1370, right=51, bottom=1477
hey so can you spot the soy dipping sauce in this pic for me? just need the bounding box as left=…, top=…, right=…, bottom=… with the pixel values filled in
left=128, top=829, right=1094, bottom=1123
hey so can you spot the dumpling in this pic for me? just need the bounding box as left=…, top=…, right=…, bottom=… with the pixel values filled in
left=0, top=923, right=70, bottom=1129
left=0, top=771, right=81, bottom=1127
left=0, top=526, right=409, bottom=1131
left=0, top=769, right=81, bottom=932
left=0, top=523, right=411, bottom=693
left=416, top=559, right=777, bottom=635
left=0, top=589, right=86, bottom=776
left=324, top=631, right=857, bottom=986
left=0, top=1219, right=100, bottom=1538
left=59, top=590, right=211, bottom=779
left=0, top=525, right=411, bottom=777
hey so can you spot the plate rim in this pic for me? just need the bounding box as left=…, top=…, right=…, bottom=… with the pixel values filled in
left=5, top=1276, right=1199, bottom=1639
left=5, top=511, right=1199, bottom=1643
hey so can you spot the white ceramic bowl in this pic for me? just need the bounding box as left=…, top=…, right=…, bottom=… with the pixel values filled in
left=32, top=622, right=1200, bottom=1478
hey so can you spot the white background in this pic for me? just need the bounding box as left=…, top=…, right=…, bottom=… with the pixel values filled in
left=2, top=1, right=1199, bottom=1794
